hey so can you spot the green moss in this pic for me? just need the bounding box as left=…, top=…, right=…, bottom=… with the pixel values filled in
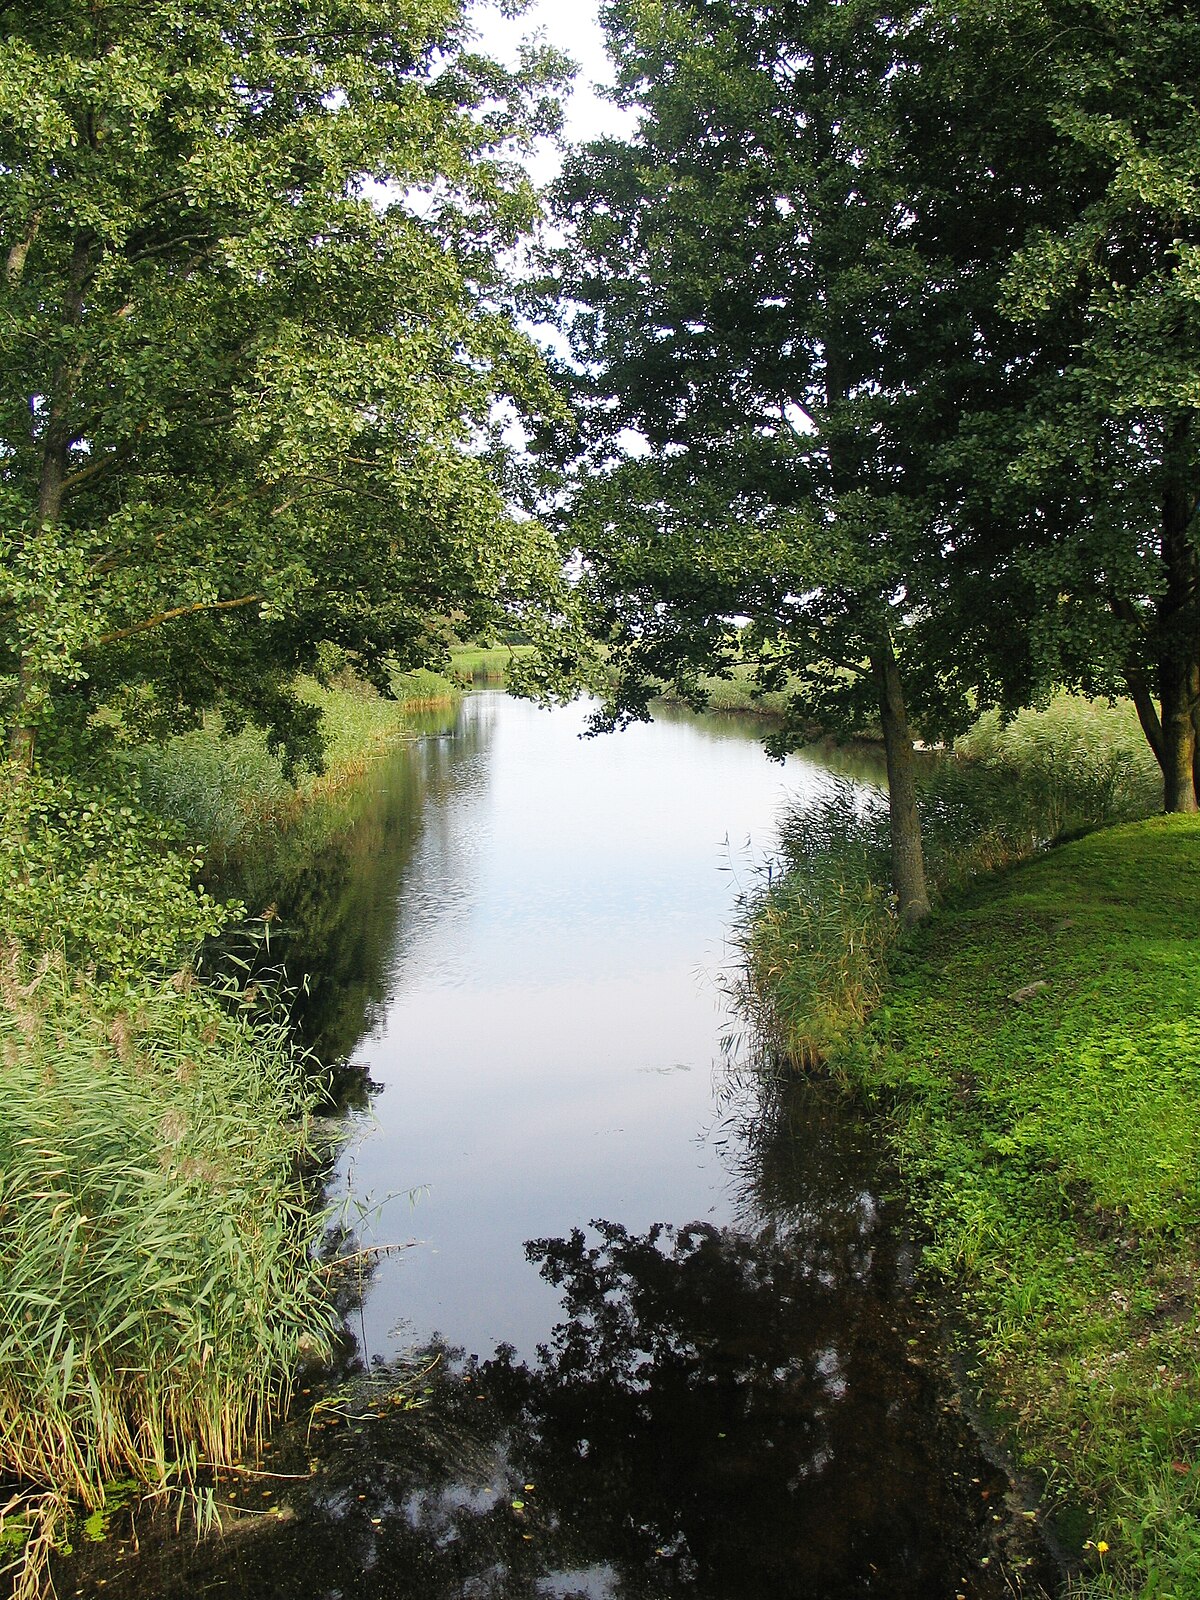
left=839, top=816, right=1200, bottom=1597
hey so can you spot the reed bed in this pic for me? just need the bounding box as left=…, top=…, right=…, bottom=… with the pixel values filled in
left=736, top=696, right=1162, bottom=1067
left=0, top=947, right=340, bottom=1593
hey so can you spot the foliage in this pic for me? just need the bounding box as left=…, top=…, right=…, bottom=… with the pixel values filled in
left=0, top=762, right=227, bottom=975
left=923, top=0, right=1200, bottom=807
left=839, top=815, right=1200, bottom=1598
left=551, top=0, right=941, bottom=730
left=0, top=0, right=581, bottom=787
left=0, top=945, right=341, bottom=1589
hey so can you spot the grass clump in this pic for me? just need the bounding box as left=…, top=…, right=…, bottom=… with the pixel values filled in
left=846, top=817, right=1200, bottom=1598
left=0, top=945, right=338, bottom=1595
left=728, top=784, right=893, bottom=1065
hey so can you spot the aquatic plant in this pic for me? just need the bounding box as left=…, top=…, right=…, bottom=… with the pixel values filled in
left=0, top=947, right=341, bottom=1597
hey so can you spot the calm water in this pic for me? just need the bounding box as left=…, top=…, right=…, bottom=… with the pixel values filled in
left=63, top=694, right=1055, bottom=1600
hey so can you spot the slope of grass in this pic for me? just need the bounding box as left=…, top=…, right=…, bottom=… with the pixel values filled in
left=133, top=670, right=456, bottom=861
left=841, top=817, right=1200, bottom=1597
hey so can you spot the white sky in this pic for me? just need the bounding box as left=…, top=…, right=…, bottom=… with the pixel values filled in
left=469, top=0, right=638, bottom=182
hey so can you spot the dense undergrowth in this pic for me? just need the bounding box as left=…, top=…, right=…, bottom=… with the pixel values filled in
left=0, top=668, right=454, bottom=1595
left=741, top=696, right=1198, bottom=1598
left=0, top=952, right=337, bottom=1595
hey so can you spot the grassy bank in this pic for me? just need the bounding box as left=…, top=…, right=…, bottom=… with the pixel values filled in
left=133, top=668, right=457, bottom=863
left=446, top=642, right=532, bottom=686
left=734, top=696, right=1160, bottom=1068
left=842, top=817, right=1200, bottom=1597
left=742, top=698, right=1195, bottom=1595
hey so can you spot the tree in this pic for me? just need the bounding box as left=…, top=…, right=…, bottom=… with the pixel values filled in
left=547, top=0, right=987, bottom=924
left=983, top=0, right=1200, bottom=811
left=0, top=0, right=575, bottom=794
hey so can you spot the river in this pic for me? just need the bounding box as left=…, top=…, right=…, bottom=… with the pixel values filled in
left=63, top=692, right=1053, bottom=1600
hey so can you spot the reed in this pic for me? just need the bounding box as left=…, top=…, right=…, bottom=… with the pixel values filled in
left=0, top=947, right=340, bottom=1593
left=726, top=783, right=894, bottom=1067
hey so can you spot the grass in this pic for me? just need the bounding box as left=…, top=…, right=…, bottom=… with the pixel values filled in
left=0, top=947, right=340, bottom=1599
left=737, top=695, right=1162, bottom=1068
left=840, top=817, right=1200, bottom=1598
left=650, top=664, right=794, bottom=718
left=133, top=669, right=457, bottom=862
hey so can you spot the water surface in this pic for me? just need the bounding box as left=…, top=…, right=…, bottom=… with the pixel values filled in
left=63, top=694, right=1054, bottom=1600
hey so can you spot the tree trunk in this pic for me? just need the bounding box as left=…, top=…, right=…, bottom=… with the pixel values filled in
left=871, top=636, right=931, bottom=926
left=1157, top=414, right=1198, bottom=813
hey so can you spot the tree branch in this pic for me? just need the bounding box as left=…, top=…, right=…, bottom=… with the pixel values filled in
left=90, top=593, right=264, bottom=647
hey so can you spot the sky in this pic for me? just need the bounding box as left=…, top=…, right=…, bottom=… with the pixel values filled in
left=468, top=0, right=638, bottom=182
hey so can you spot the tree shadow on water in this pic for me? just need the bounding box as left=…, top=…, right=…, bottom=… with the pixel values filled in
left=62, top=1164, right=1051, bottom=1599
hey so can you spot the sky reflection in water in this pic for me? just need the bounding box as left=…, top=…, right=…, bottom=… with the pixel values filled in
left=335, top=693, right=875, bottom=1362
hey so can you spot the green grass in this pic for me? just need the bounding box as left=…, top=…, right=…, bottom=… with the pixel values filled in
left=838, top=817, right=1200, bottom=1597
left=446, top=642, right=533, bottom=687
left=0, top=948, right=340, bottom=1598
left=133, top=670, right=457, bottom=861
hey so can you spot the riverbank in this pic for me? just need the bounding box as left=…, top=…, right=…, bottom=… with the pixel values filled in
left=133, top=666, right=459, bottom=863
left=0, top=671, right=459, bottom=1597
left=833, top=816, right=1200, bottom=1597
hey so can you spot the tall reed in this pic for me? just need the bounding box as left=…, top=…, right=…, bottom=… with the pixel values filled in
left=0, top=947, right=340, bottom=1592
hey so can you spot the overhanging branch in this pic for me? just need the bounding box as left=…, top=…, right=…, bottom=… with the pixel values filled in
left=90, top=593, right=264, bottom=647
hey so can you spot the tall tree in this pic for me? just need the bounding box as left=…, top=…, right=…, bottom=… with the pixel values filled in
left=549, top=0, right=982, bottom=924
left=0, top=0, right=575, bottom=795
left=985, top=0, right=1200, bottom=810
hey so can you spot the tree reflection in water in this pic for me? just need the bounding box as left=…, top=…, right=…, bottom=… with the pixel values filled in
left=63, top=1078, right=1052, bottom=1598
